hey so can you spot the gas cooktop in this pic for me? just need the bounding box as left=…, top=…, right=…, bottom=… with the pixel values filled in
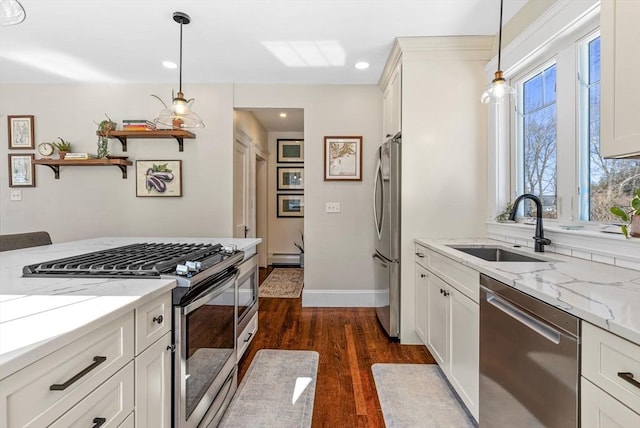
left=22, top=242, right=239, bottom=279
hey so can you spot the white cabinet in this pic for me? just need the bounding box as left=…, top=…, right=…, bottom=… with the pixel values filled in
left=581, top=321, right=640, bottom=425
left=414, top=243, right=479, bottom=420
left=135, top=292, right=171, bottom=354
left=382, top=61, right=402, bottom=139
left=415, top=264, right=428, bottom=343
left=135, top=331, right=172, bottom=428
left=237, top=312, right=258, bottom=362
left=601, top=0, right=640, bottom=158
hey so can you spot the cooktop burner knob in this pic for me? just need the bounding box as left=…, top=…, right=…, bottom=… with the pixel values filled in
left=185, top=261, right=202, bottom=272
left=176, top=264, right=189, bottom=276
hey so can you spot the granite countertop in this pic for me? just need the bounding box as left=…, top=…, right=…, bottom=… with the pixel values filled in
left=415, top=238, right=640, bottom=346
left=0, top=236, right=261, bottom=378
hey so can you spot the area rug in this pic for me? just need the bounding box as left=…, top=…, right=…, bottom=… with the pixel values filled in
left=372, top=364, right=476, bottom=428
left=259, top=268, right=304, bottom=298
left=219, top=349, right=318, bottom=428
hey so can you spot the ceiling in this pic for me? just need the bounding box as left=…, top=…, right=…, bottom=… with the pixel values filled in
left=0, top=0, right=527, bottom=85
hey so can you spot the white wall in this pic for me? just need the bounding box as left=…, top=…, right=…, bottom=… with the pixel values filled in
left=0, top=83, right=235, bottom=242
left=234, top=84, right=383, bottom=305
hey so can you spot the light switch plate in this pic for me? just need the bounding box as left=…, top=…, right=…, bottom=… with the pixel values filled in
left=10, top=190, right=22, bottom=201
left=326, top=202, right=340, bottom=213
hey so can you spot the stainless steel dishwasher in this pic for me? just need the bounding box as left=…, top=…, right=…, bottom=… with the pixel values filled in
left=479, top=274, right=579, bottom=428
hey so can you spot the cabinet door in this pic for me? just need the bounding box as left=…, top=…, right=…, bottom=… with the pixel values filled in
left=581, top=377, right=640, bottom=427
left=426, top=274, right=449, bottom=368
left=415, top=265, right=429, bottom=344
left=449, top=288, right=479, bottom=421
left=135, top=332, right=172, bottom=428
left=383, top=62, right=402, bottom=139
left=601, top=0, right=640, bottom=158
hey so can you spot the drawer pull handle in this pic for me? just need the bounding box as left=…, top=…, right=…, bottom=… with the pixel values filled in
left=618, top=372, right=640, bottom=389
left=153, top=315, right=164, bottom=324
left=49, top=356, right=107, bottom=391
left=244, top=332, right=253, bottom=343
left=415, top=252, right=425, bottom=258
left=92, top=417, right=107, bottom=428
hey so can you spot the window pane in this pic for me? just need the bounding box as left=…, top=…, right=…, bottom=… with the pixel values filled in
left=521, top=66, right=557, bottom=219
left=585, top=36, right=640, bottom=222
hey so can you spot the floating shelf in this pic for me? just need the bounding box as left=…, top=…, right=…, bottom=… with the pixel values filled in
left=34, top=158, right=133, bottom=179
left=97, top=130, right=196, bottom=152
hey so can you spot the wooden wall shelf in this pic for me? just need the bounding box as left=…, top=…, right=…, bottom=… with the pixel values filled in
left=97, top=130, right=196, bottom=152
left=34, top=158, right=133, bottom=179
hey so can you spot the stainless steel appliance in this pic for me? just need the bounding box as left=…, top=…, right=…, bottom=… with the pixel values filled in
left=23, top=242, right=245, bottom=428
left=236, top=254, right=258, bottom=348
left=372, top=132, right=401, bottom=338
left=479, top=274, right=579, bottom=428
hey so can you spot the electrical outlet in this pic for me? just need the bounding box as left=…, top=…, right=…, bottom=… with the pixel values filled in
left=326, top=202, right=341, bottom=213
left=10, top=190, right=22, bottom=201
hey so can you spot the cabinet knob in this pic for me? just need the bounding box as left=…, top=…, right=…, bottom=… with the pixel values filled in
left=444, top=291, right=450, bottom=297
left=153, top=315, right=164, bottom=324
left=415, top=252, right=425, bottom=258
left=440, top=289, right=444, bottom=294
left=420, top=273, right=426, bottom=278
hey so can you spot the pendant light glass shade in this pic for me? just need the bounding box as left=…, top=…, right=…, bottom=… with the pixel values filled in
left=154, top=12, right=205, bottom=129
left=480, top=0, right=515, bottom=105
left=0, top=0, right=26, bottom=26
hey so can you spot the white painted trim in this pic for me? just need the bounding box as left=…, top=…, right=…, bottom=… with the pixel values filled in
left=269, top=253, right=300, bottom=265
left=301, top=289, right=383, bottom=307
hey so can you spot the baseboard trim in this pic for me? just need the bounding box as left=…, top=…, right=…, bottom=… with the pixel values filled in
left=301, top=289, right=385, bottom=307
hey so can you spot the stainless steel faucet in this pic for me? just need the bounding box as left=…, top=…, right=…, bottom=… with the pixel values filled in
left=509, top=193, right=552, bottom=252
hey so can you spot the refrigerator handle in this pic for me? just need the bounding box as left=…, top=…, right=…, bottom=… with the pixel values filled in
left=372, top=252, right=388, bottom=266
left=373, top=151, right=384, bottom=240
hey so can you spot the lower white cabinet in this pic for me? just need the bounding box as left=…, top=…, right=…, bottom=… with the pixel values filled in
left=426, top=272, right=449, bottom=367
left=581, top=377, right=640, bottom=427
left=135, top=331, right=172, bottom=428
left=415, top=265, right=429, bottom=343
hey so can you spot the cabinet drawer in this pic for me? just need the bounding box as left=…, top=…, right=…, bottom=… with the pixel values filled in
left=415, top=244, right=428, bottom=268
left=50, top=362, right=134, bottom=428
left=118, top=412, right=134, bottom=428
left=581, top=377, right=640, bottom=427
left=428, top=250, right=479, bottom=302
left=582, top=322, right=640, bottom=412
left=237, top=312, right=258, bottom=362
left=0, top=311, right=134, bottom=428
left=135, top=292, right=171, bottom=355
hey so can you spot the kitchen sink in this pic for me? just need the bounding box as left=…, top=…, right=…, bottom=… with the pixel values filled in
left=447, top=245, right=552, bottom=262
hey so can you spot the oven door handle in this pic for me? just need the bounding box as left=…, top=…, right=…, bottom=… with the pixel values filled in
left=182, top=269, right=239, bottom=315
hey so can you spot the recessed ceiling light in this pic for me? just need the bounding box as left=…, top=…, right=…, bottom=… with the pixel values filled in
left=162, top=61, right=177, bottom=69
left=355, top=62, right=370, bottom=70
left=279, top=112, right=287, bottom=118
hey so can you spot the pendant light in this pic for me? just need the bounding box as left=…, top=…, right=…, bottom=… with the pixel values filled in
left=153, top=11, right=205, bottom=129
left=480, top=0, right=515, bottom=104
left=0, top=0, right=26, bottom=26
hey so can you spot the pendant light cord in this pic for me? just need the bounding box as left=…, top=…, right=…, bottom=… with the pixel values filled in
left=179, top=20, right=183, bottom=93
left=497, top=0, right=504, bottom=72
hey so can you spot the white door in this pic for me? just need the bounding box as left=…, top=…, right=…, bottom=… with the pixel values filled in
left=255, top=153, right=268, bottom=267
left=233, top=139, right=249, bottom=238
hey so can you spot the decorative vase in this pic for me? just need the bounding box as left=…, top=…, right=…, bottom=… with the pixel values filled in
left=96, top=137, right=109, bottom=159
left=59, top=151, right=67, bottom=160
left=630, top=215, right=640, bottom=238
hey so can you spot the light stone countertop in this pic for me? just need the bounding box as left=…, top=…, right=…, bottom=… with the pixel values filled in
left=0, top=236, right=261, bottom=378
left=415, top=238, right=640, bottom=346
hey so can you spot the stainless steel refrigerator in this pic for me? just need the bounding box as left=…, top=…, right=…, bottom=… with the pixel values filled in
left=372, top=133, right=401, bottom=338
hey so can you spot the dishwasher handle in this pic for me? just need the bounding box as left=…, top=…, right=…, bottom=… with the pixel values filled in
left=483, top=288, right=561, bottom=344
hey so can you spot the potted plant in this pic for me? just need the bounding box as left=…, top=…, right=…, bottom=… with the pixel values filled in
left=294, top=230, right=304, bottom=267
left=52, top=137, right=71, bottom=159
left=610, top=189, right=640, bottom=238
left=95, top=114, right=116, bottom=158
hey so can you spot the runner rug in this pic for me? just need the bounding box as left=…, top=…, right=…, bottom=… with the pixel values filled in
left=219, top=350, right=318, bottom=427
left=372, top=363, right=476, bottom=428
left=259, top=268, right=304, bottom=298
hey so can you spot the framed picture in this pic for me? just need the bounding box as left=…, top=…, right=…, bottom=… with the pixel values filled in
left=8, top=154, right=35, bottom=187
left=324, top=136, right=362, bottom=181
left=136, top=160, right=182, bottom=197
left=277, top=166, right=304, bottom=191
left=8, top=115, right=35, bottom=149
left=277, top=139, right=304, bottom=163
left=277, top=194, right=304, bottom=217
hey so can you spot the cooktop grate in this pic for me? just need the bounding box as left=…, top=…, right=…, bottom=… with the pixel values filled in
left=23, top=242, right=223, bottom=278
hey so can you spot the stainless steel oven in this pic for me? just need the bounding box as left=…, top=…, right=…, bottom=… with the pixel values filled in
left=236, top=254, right=258, bottom=343
left=174, top=268, right=239, bottom=428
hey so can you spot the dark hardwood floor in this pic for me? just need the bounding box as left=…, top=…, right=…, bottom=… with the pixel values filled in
left=238, top=267, right=435, bottom=427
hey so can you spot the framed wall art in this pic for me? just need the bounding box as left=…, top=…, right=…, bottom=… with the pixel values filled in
left=277, top=166, right=304, bottom=191
left=324, top=136, right=362, bottom=181
left=277, top=139, right=304, bottom=163
left=8, top=154, right=35, bottom=187
left=277, top=194, right=304, bottom=217
left=136, top=160, right=182, bottom=197
left=8, top=115, right=35, bottom=149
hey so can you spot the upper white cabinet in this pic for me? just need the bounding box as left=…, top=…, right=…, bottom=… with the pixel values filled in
left=382, top=61, right=402, bottom=139
left=601, top=0, right=640, bottom=158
